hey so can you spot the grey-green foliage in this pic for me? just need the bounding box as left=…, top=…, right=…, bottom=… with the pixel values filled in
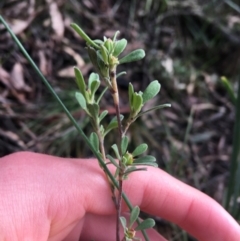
left=70, top=23, right=171, bottom=241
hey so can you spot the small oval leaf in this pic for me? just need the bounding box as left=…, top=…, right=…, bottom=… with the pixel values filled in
left=135, top=218, right=155, bottom=231
left=133, top=155, right=158, bottom=167
left=106, top=154, right=120, bottom=168
left=75, top=92, right=86, bottom=110
left=90, top=80, right=100, bottom=98
left=93, top=39, right=104, bottom=45
left=70, top=23, right=99, bottom=49
left=129, top=206, right=140, bottom=228
left=87, top=47, right=101, bottom=73
left=87, top=103, right=99, bottom=119
left=120, top=216, right=127, bottom=230
left=134, top=155, right=156, bottom=163
left=132, top=92, right=143, bottom=114
left=121, top=136, right=129, bottom=154
left=104, top=39, right=114, bottom=53
left=74, top=67, right=86, bottom=95
left=88, top=72, right=99, bottom=89
left=142, top=80, right=161, bottom=104
left=123, top=167, right=146, bottom=177
left=128, top=83, right=134, bottom=105
left=132, top=143, right=148, bottom=157
left=100, top=44, right=109, bottom=64
left=113, top=39, right=127, bottom=57
left=136, top=103, right=171, bottom=118
left=99, top=110, right=108, bottom=122
left=104, top=115, right=124, bottom=136
left=111, top=144, right=121, bottom=159
left=97, top=51, right=109, bottom=78
left=89, top=132, right=99, bottom=151
left=119, top=49, right=145, bottom=64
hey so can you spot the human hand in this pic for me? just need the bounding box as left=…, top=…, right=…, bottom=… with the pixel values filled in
left=0, top=152, right=239, bottom=241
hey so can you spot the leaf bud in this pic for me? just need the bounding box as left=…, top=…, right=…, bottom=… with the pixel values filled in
left=104, top=38, right=114, bottom=53
left=123, top=152, right=134, bottom=165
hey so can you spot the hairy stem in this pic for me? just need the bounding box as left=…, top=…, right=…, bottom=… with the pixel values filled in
left=110, top=69, right=123, bottom=137
left=110, top=67, right=125, bottom=241
left=116, top=175, right=123, bottom=241
left=95, top=123, right=118, bottom=207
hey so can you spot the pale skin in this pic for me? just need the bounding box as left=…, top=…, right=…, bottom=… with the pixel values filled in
left=0, top=152, right=239, bottom=241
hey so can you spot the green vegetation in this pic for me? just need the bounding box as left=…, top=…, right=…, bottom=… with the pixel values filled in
left=1, top=0, right=240, bottom=240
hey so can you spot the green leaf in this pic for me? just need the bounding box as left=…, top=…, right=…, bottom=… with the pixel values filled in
left=74, top=67, right=86, bottom=95
left=100, top=44, right=109, bottom=64
left=132, top=143, right=148, bottom=157
left=104, top=121, right=118, bottom=136
left=121, top=136, right=129, bottom=154
left=104, top=38, right=114, bottom=53
left=90, top=80, right=100, bottom=99
left=132, top=92, right=143, bottom=114
left=104, top=115, right=124, bottom=136
left=134, top=155, right=156, bottom=163
left=119, top=49, right=145, bottom=64
left=87, top=47, right=101, bottom=73
left=87, top=103, right=99, bottom=119
left=136, top=103, right=171, bottom=118
left=89, top=132, right=99, bottom=151
left=128, top=83, right=134, bottom=105
left=106, top=154, right=120, bottom=168
left=110, top=114, right=124, bottom=123
left=133, top=155, right=158, bottom=167
left=111, top=144, right=121, bottom=159
left=93, top=39, right=104, bottom=45
left=135, top=218, right=155, bottom=231
left=113, top=39, right=127, bottom=57
left=97, top=51, right=109, bottom=78
left=99, top=110, right=108, bottom=122
left=129, top=206, right=140, bottom=228
left=120, top=216, right=127, bottom=230
left=70, top=23, right=99, bottom=49
left=96, top=86, right=108, bottom=104
left=123, top=166, right=147, bottom=176
left=75, top=92, right=86, bottom=110
left=142, top=80, right=161, bottom=104
left=88, top=72, right=99, bottom=88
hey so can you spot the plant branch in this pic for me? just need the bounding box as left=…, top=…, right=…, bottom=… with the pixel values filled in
left=110, top=67, right=125, bottom=241
left=0, top=15, right=151, bottom=241
left=110, top=68, right=123, bottom=137
left=94, top=122, right=118, bottom=207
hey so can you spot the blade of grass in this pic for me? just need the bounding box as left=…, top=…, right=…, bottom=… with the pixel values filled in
left=224, top=0, right=240, bottom=14
left=225, top=76, right=240, bottom=218
left=221, top=76, right=236, bottom=105
left=0, top=15, right=150, bottom=241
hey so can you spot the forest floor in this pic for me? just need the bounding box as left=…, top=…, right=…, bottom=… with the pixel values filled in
left=0, top=0, right=240, bottom=240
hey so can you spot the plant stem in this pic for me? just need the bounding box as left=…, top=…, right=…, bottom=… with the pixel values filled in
left=116, top=177, right=123, bottom=241
left=110, top=67, right=125, bottom=241
left=95, top=122, right=118, bottom=207
left=110, top=68, right=123, bottom=137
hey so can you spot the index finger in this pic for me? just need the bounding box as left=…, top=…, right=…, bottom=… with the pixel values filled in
left=120, top=166, right=240, bottom=241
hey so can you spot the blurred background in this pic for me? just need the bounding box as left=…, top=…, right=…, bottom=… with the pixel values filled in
left=0, top=0, right=240, bottom=240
